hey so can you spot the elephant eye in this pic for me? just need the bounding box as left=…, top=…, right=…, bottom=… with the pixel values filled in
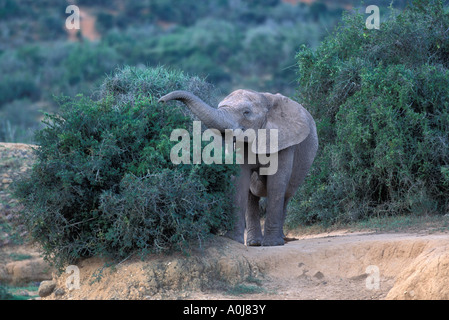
left=243, top=110, right=251, bottom=117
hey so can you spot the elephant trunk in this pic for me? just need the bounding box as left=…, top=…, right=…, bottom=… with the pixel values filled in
left=158, top=90, right=237, bottom=132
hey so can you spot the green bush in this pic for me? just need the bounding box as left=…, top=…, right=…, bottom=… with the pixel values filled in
left=290, top=0, right=449, bottom=226
left=0, top=99, right=42, bottom=143
left=62, top=43, right=122, bottom=86
left=0, top=72, right=40, bottom=105
left=0, top=284, right=13, bottom=300
left=13, top=66, right=238, bottom=269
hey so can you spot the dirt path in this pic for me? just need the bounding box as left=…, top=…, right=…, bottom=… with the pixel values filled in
left=67, top=7, right=100, bottom=42
left=47, top=230, right=449, bottom=300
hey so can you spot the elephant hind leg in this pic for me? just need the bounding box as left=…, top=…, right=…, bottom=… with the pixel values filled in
left=246, top=192, right=263, bottom=246
left=281, top=197, right=298, bottom=242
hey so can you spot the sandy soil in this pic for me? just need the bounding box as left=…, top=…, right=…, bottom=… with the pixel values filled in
left=47, top=230, right=449, bottom=300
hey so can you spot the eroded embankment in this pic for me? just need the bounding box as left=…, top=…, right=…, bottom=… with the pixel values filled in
left=44, top=231, right=449, bottom=300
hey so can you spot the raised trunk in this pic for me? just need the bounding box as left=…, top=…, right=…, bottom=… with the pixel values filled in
left=158, top=90, right=237, bottom=132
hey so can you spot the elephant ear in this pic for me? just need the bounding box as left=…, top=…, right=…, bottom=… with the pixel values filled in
left=252, top=93, right=310, bottom=154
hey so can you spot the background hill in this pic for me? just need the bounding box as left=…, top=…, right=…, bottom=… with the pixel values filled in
left=0, top=0, right=409, bottom=143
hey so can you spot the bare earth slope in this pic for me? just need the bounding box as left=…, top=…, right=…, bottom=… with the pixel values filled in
left=48, top=231, right=449, bottom=300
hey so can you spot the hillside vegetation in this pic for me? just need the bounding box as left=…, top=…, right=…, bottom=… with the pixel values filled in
left=290, top=0, right=449, bottom=226
left=0, top=0, right=371, bottom=143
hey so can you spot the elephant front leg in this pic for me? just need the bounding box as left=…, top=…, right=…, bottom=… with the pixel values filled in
left=262, top=193, right=286, bottom=246
left=224, top=165, right=251, bottom=244
left=262, top=148, right=294, bottom=246
left=246, top=192, right=262, bottom=246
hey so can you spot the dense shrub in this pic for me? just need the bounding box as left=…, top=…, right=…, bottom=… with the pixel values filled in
left=0, top=73, right=40, bottom=105
left=13, top=66, right=238, bottom=269
left=290, top=0, right=449, bottom=226
left=0, top=284, right=13, bottom=300
left=0, top=99, right=42, bottom=143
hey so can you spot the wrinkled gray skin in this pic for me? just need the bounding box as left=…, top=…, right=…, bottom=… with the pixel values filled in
left=159, top=89, right=318, bottom=246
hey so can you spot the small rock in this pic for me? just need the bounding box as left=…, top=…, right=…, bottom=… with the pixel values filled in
left=54, top=288, right=65, bottom=297
left=38, top=280, right=56, bottom=297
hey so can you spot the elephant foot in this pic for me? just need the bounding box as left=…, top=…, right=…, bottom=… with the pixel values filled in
left=246, top=229, right=262, bottom=247
left=246, top=237, right=262, bottom=246
left=224, top=230, right=244, bottom=245
left=262, top=236, right=285, bottom=246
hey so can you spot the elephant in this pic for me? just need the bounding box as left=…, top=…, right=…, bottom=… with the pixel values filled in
left=158, top=89, right=318, bottom=246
